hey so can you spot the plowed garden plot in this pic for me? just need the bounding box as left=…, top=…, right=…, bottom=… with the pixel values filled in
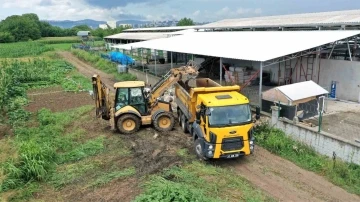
left=26, top=86, right=93, bottom=112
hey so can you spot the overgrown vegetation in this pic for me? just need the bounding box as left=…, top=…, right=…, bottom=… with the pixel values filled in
left=0, top=42, right=54, bottom=58
left=71, top=49, right=136, bottom=81
left=0, top=106, right=102, bottom=195
left=135, top=162, right=274, bottom=202
left=254, top=124, right=360, bottom=195
left=0, top=59, right=91, bottom=126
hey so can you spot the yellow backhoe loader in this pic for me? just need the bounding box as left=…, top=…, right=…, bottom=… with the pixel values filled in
left=92, top=65, right=198, bottom=134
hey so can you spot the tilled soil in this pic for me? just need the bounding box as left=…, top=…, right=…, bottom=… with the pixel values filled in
left=26, top=86, right=93, bottom=113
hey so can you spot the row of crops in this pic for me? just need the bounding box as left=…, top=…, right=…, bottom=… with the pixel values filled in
left=0, top=59, right=91, bottom=126
left=0, top=42, right=54, bottom=58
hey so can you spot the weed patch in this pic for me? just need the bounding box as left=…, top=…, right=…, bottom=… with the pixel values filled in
left=134, top=161, right=274, bottom=202
left=0, top=106, right=96, bottom=193
left=90, top=167, right=136, bottom=187
left=254, top=124, right=360, bottom=195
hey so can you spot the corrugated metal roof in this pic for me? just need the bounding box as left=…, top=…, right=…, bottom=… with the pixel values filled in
left=104, top=32, right=167, bottom=40
left=199, top=10, right=360, bottom=29
left=120, top=31, right=360, bottom=61
left=276, top=81, right=328, bottom=101
left=107, top=29, right=196, bottom=44
left=125, top=26, right=198, bottom=32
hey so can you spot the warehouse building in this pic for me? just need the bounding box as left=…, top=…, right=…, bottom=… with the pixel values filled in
left=108, top=9, right=360, bottom=104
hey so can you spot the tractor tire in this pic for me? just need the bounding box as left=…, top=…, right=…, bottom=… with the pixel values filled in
left=194, top=139, right=209, bottom=161
left=181, top=114, right=189, bottom=133
left=154, top=112, right=175, bottom=132
left=116, top=114, right=141, bottom=134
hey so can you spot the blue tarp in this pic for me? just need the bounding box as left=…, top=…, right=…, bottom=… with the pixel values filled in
left=109, top=52, right=135, bottom=65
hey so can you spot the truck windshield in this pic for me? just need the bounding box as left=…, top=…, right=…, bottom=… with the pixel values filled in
left=208, top=104, right=251, bottom=127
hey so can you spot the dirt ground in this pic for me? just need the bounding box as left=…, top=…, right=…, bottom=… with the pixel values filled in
left=56, top=51, right=360, bottom=202
left=321, top=111, right=360, bottom=142
left=26, top=86, right=93, bottom=113
left=217, top=147, right=359, bottom=202
left=57, top=51, right=116, bottom=92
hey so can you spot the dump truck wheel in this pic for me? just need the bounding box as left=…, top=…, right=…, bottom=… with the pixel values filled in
left=181, top=114, right=188, bottom=133
left=117, top=114, right=141, bottom=134
left=194, top=139, right=209, bottom=161
left=177, top=110, right=182, bottom=126
left=154, top=112, right=175, bottom=132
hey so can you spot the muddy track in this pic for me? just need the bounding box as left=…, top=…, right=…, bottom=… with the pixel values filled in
left=60, top=50, right=359, bottom=202
left=216, top=147, right=359, bottom=202
left=57, top=51, right=115, bottom=92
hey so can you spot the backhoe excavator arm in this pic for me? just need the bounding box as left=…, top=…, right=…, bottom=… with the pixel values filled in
left=92, top=74, right=111, bottom=120
left=148, top=65, right=198, bottom=107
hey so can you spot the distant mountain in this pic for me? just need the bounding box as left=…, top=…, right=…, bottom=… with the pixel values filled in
left=47, top=19, right=151, bottom=29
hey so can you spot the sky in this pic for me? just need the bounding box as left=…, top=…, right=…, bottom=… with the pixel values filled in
left=0, top=0, right=360, bottom=22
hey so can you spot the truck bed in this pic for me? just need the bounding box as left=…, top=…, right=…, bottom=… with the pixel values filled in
left=175, top=78, right=240, bottom=123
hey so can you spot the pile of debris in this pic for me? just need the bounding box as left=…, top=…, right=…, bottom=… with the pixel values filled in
left=225, top=66, right=257, bottom=85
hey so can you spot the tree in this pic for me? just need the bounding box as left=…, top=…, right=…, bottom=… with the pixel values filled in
left=177, top=18, right=195, bottom=26
left=0, top=32, right=15, bottom=43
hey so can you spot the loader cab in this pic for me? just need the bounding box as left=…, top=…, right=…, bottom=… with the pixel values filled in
left=114, top=81, right=147, bottom=115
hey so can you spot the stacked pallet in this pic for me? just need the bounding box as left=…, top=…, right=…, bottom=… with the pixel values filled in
left=224, top=66, right=256, bottom=85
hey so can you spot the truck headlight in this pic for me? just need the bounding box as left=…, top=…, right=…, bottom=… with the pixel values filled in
left=250, top=141, right=254, bottom=145
left=209, top=145, right=214, bottom=150
left=250, top=145, right=254, bottom=150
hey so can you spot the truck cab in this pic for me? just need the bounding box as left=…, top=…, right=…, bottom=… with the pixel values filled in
left=191, top=91, right=255, bottom=159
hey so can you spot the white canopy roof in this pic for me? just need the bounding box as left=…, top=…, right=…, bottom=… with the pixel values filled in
left=111, top=31, right=360, bottom=61
left=262, top=81, right=329, bottom=105
left=277, top=80, right=329, bottom=102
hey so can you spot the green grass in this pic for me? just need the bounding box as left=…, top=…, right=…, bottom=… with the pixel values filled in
left=46, top=43, right=73, bottom=51
left=90, top=167, right=136, bottom=187
left=37, top=37, right=81, bottom=44
left=254, top=124, right=360, bottom=195
left=0, top=42, right=54, bottom=58
left=71, top=49, right=136, bottom=82
left=135, top=161, right=275, bottom=202
left=0, top=106, right=98, bottom=192
left=0, top=59, right=91, bottom=126
left=50, top=160, right=101, bottom=189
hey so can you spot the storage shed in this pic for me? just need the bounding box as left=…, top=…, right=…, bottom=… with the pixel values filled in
left=262, top=81, right=329, bottom=120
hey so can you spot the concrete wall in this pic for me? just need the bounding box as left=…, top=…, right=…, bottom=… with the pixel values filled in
left=270, top=108, right=360, bottom=165
left=128, top=68, right=161, bottom=86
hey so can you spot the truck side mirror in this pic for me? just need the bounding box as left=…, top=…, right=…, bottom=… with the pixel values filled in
left=255, top=106, right=260, bottom=120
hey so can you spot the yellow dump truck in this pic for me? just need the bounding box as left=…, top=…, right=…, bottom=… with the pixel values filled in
left=175, top=78, right=259, bottom=160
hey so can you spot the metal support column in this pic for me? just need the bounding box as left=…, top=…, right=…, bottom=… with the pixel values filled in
left=220, top=57, right=223, bottom=85
left=328, top=42, right=336, bottom=59
left=141, top=48, right=144, bottom=72
left=259, top=62, right=263, bottom=109
left=171, top=52, right=173, bottom=69
left=347, top=40, right=353, bottom=61
left=154, top=49, right=157, bottom=76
